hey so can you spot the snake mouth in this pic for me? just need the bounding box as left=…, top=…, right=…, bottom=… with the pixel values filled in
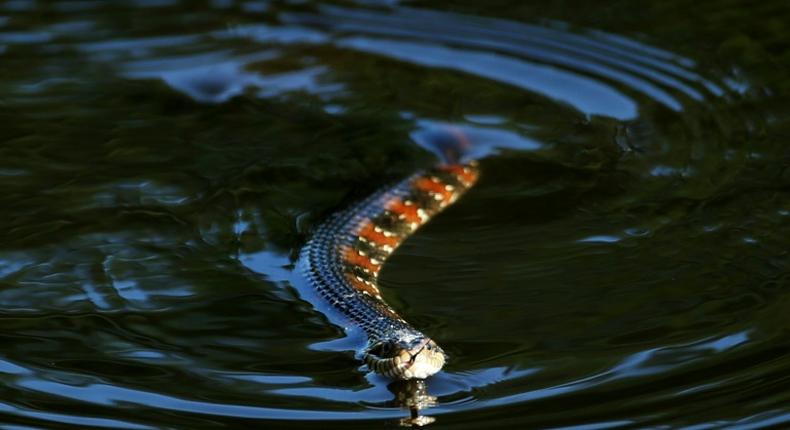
left=365, top=338, right=446, bottom=380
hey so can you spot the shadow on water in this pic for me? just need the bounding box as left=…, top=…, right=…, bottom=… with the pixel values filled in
left=1, top=0, right=789, bottom=429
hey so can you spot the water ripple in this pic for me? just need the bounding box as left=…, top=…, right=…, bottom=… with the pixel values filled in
left=337, top=36, right=639, bottom=119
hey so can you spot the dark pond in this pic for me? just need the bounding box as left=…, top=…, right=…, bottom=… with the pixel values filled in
left=2, top=0, right=789, bottom=428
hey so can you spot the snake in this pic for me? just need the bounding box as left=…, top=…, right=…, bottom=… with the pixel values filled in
left=299, top=131, right=479, bottom=380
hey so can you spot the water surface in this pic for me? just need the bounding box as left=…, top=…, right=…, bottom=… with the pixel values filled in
left=1, top=1, right=789, bottom=428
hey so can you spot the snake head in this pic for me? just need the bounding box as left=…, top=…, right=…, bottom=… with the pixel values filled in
left=365, top=336, right=446, bottom=380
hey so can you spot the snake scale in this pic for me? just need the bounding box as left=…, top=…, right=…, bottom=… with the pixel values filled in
left=299, top=134, right=479, bottom=380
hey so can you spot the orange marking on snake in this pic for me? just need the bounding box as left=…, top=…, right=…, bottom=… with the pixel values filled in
left=387, top=198, right=422, bottom=225
left=343, top=247, right=381, bottom=274
left=440, top=164, right=478, bottom=186
left=345, top=274, right=382, bottom=298
left=357, top=221, right=399, bottom=248
left=414, top=177, right=454, bottom=203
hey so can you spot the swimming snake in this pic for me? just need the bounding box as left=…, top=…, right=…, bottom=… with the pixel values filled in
left=299, top=134, right=479, bottom=380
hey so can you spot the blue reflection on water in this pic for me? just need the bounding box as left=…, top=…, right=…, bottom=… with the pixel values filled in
left=0, top=254, right=31, bottom=278
left=217, top=372, right=312, bottom=385
left=285, top=4, right=730, bottom=107
left=464, top=114, right=508, bottom=125
left=216, top=23, right=329, bottom=45
left=434, top=331, right=754, bottom=414
left=305, top=10, right=690, bottom=109
left=0, top=357, right=32, bottom=375
left=242, top=1, right=269, bottom=13
left=698, top=331, right=749, bottom=353
left=412, top=119, right=542, bottom=162
left=90, top=6, right=736, bottom=122
left=240, top=249, right=292, bottom=283
left=0, top=401, right=156, bottom=430
left=733, top=411, right=790, bottom=430
left=80, top=34, right=202, bottom=58
left=79, top=278, right=114, bottom=310
left=126, top=52, right=340, bottom=103
left=272, top=383, right=391, bottom=404
left=47, top=20, right=96, bottom=34
left=577, top=235, right=621, bottom=244
left=0, top=31, right=51, bottom=44
left=15, top=378, right=406, bottom=420
left=337, top=36, right=638, bottom=120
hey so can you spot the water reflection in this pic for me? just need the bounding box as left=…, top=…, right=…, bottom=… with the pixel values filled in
left=128, top=55, right=337, bottom=103
left=337, top=36, right=639, bottom=119
left=1, top=330, right=750, bottom=425
left=0, top=31, right=51, bottom=44
left=388, top=380, right=438, bottom=427
left=0, top=401, right=156, bottom=430
left=411, top=119, right=542, bottom=161
left=79, top=35, right=204, bottom=59
left=65, top=3, right=735, bottom=119
left=281, top=5, right=728, bottom=110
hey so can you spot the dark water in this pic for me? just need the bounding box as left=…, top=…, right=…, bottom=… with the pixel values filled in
left=2, top=1, right=789, bottom=428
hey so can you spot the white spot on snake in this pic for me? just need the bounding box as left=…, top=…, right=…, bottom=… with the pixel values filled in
left=374, top=227, right=396, bottom=237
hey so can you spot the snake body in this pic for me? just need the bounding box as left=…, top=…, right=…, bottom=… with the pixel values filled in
left=299, top=156, right=479, bottom=380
